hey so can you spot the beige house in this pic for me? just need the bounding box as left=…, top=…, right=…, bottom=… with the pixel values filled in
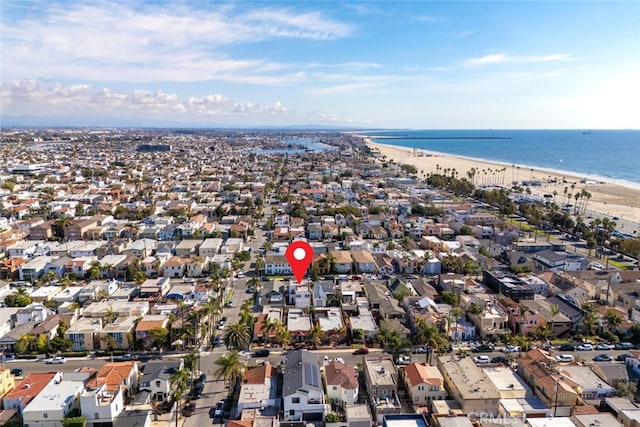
left=437, top=355, right=500, bottom=416
left=401, top=363, right=446, bottom=407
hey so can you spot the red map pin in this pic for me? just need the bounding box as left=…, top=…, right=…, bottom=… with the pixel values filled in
left=285, top=240, right=314, bottom=284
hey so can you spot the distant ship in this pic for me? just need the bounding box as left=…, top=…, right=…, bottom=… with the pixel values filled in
left=582, top=130, right=591, bottom=135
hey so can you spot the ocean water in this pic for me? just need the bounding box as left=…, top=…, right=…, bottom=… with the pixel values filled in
left=367, top=130, right=640, bottom=188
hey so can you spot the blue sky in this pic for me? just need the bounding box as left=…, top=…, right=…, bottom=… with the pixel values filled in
left=1, top=1, right=639, bottom=129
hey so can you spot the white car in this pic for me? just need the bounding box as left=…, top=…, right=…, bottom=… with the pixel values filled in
left=555, top=354, right=575, bottom=363
left=503, top=345, right=521, bottom=353
left=577, top=344, right=593, bottom=351
left=46, top=357, right=66, bottom=364
left=473, top=355, right=490, bottom=364
left=396, top=356, right=411, bottom=365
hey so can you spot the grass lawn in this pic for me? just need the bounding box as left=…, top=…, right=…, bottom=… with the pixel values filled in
left=551, top=339, right=571, bottom=345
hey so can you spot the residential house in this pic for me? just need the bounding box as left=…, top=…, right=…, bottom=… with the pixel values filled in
left=139, top=359, right=184, bottom=402
left=99, top=316, right=137, bottom=350
left=295, top=285, right=311, bottom=309
left=437, top=355, right=500, bottom=416
left=21, top=371, right=89, bottom=427
left=331, top=251, right=353, bottom=274
left=264, top=255, right=292, bottom=276
left=0, top=368, right=15, bottom=400
left=237, top=364, right=278, bottom=415
left=352, top=250, right=376, bottom=274
left=2, top=372, right=58, bottom=412
left=65, top=317, right=103, bottom=351
left=349, top=307, right=378, bottom=342
left=461, top=294, right=510, bottom=340
left=80, top=383, right=124, bottom=427
left=175, top=239, right=203, bottom=258
left=86, top=361, right=140, bottom=398
left=287, top=308, right=311, bottom=343
left=135, top=315, right=169, bottom=348
left=363, top=357, right=402, bottom=422
left=317, top=307, right=345, bottom=344
left=162, top=256, right=187, bottom=278
left=401, top=363, right=446, bottom=408
left=325, top=359, right=359, bottom=407
left=282, top=350, right=325, bottom=421
left=259, top=281, right=286, bottom=309
left=312, top=281, right=336, bottom=307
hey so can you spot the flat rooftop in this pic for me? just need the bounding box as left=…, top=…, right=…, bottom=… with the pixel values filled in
left=481, top=365, right=531, bottom=398
left=437, top=355, right=500, bottom=400
left=527, top=418, right=578, bottom=427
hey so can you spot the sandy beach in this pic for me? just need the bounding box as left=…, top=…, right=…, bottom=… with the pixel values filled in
left=366, top=139, right=640, bottom=232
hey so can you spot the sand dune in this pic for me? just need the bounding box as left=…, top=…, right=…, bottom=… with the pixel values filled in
left=366, top=139, right=640, bottom=234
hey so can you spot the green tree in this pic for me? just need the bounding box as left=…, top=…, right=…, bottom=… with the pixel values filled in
left=223, top=321, right=251, bottom=350
left=149, top=327, right=170, bottom=349
left=214, top=350, right=245, bottom=387
left=440, top=291, right=460, bottom=307
left=50, top=336, right=73, bottom=353
left=5, top=287, right=32, bottom=307
left=308, top=324, right=323, bottom=349
left=170, top=368, right=191, bottom=425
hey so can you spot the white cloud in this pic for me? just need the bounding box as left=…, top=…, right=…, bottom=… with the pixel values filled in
left=1, top=2, right=352, bottom=83
left=1, top=79, right=284, bottom=118
left=464, top=52, right=575, bottom=67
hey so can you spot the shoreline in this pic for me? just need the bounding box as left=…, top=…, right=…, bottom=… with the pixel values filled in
left=364, top=138, right=640, bottom=229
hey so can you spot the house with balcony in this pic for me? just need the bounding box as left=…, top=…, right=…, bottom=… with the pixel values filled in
left=264, top=255, right=292, bottom=276
left=65, top=317, right=103, bottom=351
left=401, top=363, right=446, bottom=408
left=461, top=294, right=510, bottom=340
left=312, top=281, right=336, bottom=307
left=86, top=361, right=140, bottom=398
left=324, top=359, right=359, bottom=407
left=80, top=383, right=124, bottom=427
left=283, top=350, right=325, bottom=421
left=99, top=316, right=137, bottom=350
left=363, top=357, right=402, bottom=422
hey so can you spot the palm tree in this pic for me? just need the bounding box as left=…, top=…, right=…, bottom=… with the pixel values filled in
left=275, top=322, right=291, bottom=348
left=223, top=321, right=251, bottom=351
left=308, top=324, right=323, bottom=349
left=214, top=350, right=245, bottom=387
left=604, top=310, right=623, bottom=334
left=549, top=304, right=560, bottom=337
left=260, top=317, right=277, bottom=343
left=170, top=368, right=191, bottom=426
left=449, top=307, right=464, bottom=341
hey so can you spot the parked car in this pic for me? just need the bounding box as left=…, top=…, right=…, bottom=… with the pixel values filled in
left=503, top=345, right=520, bottom=353
left=616, top=353, right=634, bottom=361
left=46, top=357, right=66, bottom=364
left=593, top=354, right=613, bottom=362
left=615, top=342, right=633, bottom=350
left=473, top=355, right=490, bottom=364
left=352, top=347, right=369, bottom=355
left=253, top=349, right=270, bottom=357
left=10, top=368, right=23, bottom=377
left=213, top=335, right=222, bottom=347
left=555, top=354, right=575, bottom=363
left=214, top=400, right=225, bottom=418
left=227, top=301, right=233, bottom=307
left=473, top=344, right=494, bottom=353
left=396, top=356, right=411, bottom=365
left=197, top=373, right=207, bottom=385
left=183, top=402, right=195, bottom=417
left=491, top=356, right=509, bottom=364
left=577, top=344, right=593, bottom=351
left=595, top=343, right=613, bottom=350
left=559, top=344, right=576, bottom=351
left=114, top=353, right=138, bottom=361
